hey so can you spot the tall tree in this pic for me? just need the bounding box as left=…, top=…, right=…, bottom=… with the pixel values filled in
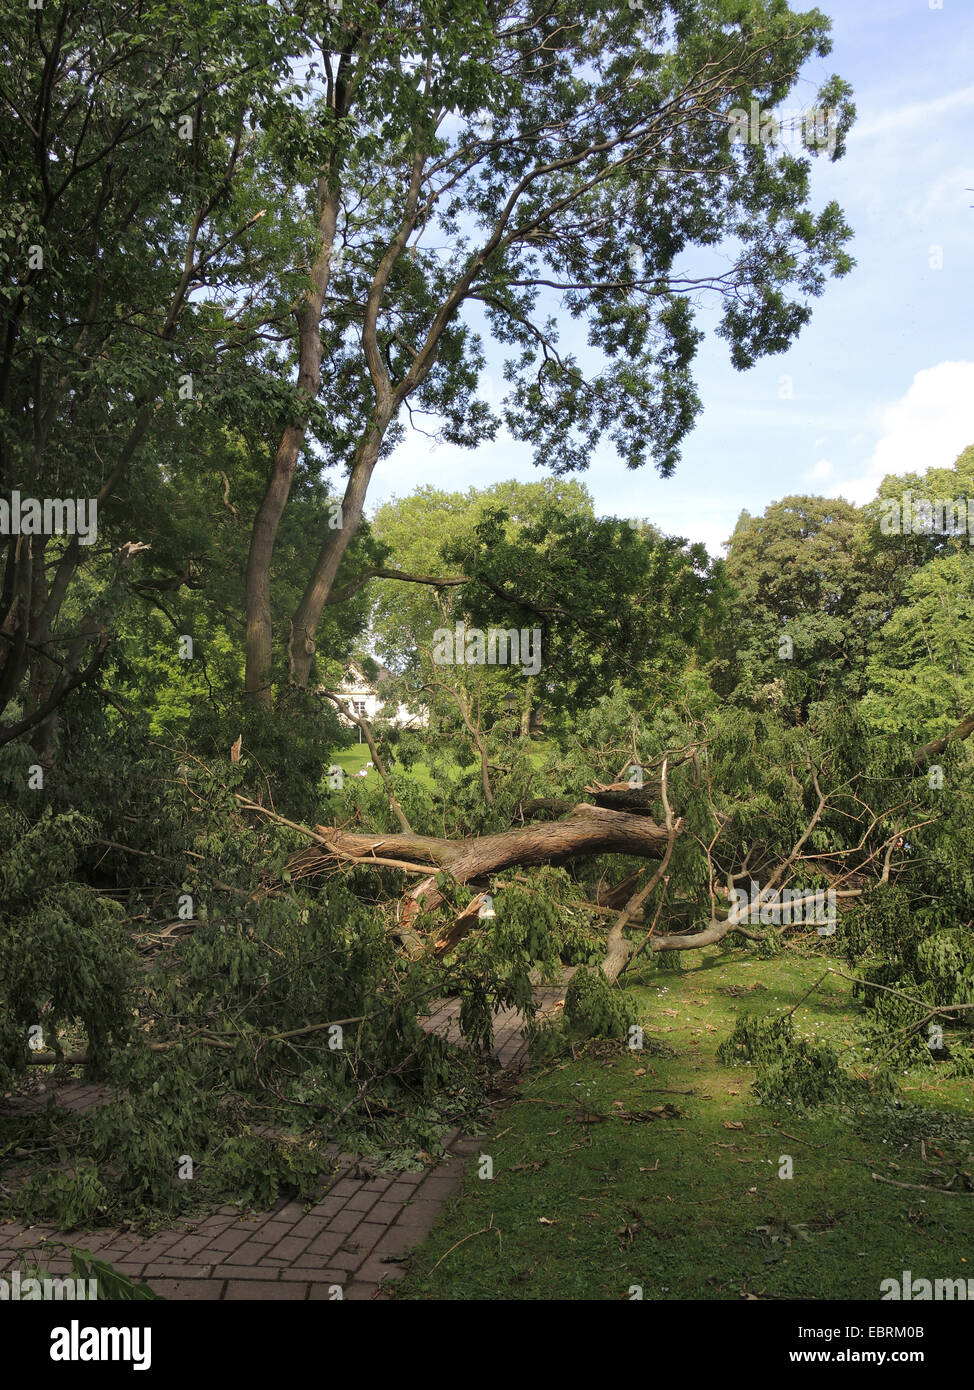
left=368, top=478, right=594, bottom=668
left=721, top=493, right=885, bottom=708
left=241, top=0, right=855, bottom=704
left=0, top=0, right=299, bottom=748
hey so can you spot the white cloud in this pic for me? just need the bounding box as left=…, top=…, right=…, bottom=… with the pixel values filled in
left=616, top=495, right=742, bottom=555
left=913, top=165, right=974, bottom=220
left=851, top=86, right=974, bottom=143
left=831, top=362, right=974, bottom=505
left=806, top=458, right=833, bottom=481
left=368, top=417, right=535, bottom=517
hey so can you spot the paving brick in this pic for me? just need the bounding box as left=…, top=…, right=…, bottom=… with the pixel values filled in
left=271, top=1203, right=307, bottom=1222
left=208, top=1229, right=252, bottom=1253
left=266, top=1235, right=311, bottom=1261
left=359, top=1176, right=393, bottom=1194
left=394, top=1204, right=440, bottom=1236
left=306, top=1230, right=345, bottom=1259
left=149, top=1231, right=183, bottom=1249
left=308, top=1196, right=346, bottom=1219
left=344, top=1222, right=386, bottom=1255
left=355, top=1257, right=407, bottom=1284
left=344, top=1190, right=380, bottom=1214
left=365, top=1200, right=406, bottom=1225
left=279, top=1266, right=346, bottom=1283
left=141, top=1262, right=214, bottom=1279
left=249, top=1221, right=292, bottom=1244
left=224, top=1280, right=307, bottom=1300
left=100, top=1234, right=143, bottom=1251
left=129, top=1242, right=172, bottom=1263
left=209, top=1263, right=279, bottom=1280
left=161, top=1235, right=212, bottom=1260
left=240, top=1235, right=275, bottom=1252
left=326, top=1209, right=361, bottom=1235
left=383, top=1181, right=421, bottom=1203
left=221, top=1245, right=274, bottom=1266
left=326, top=1248, right=366, bottom=1272
left=193, top=1220, right=235, bottom=1239
left=291, top=1216, right=329, bottom=1239
left=371, top=1227, right=418, bottom=1259
left=327, top=1178, right=361, bottom=1199
left=144, top=1279, right=227, bottom=1300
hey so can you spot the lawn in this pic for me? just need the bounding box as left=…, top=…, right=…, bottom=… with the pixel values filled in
left=395, top=946, right=973, bottom=1300
left=329, top=742, right=437, bottom=789
left=327, top=740, right=555, bottom=791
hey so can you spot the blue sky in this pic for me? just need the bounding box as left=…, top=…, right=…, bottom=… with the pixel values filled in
left=369, top=0, right=974, bottom=555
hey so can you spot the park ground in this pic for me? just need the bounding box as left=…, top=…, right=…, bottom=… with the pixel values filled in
left=395, top=946, right=973, bottom=1301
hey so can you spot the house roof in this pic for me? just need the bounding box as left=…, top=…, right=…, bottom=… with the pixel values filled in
left=339, top=660, right=394, bottom=693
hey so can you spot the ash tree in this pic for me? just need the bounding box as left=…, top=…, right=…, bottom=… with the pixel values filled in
left=242, top=0, right=856, bottom=703
left=0, top=0, right=856, bottom=736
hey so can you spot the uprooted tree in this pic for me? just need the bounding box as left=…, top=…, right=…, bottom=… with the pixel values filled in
left=259, top=693, right=974, bottom=1027
left=4, top=608, right=974, bottom=1228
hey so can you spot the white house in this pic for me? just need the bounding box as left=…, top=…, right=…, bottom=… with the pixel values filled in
left=333, top=662, right=427, bottom=730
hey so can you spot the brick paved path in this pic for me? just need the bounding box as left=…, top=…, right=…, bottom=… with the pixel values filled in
left=0, top=979, right=570, bottom=1300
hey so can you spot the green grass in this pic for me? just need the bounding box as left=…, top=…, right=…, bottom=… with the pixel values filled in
left=329, top=739, right=556, bottom=792
left=329, top=743, right=439, bottom=789
left=396, top=948, right=974, bottom=1300
left=330, top=743, right=374, bottom=779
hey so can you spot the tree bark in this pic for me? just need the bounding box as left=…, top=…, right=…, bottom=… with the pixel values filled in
left=913, top=711, right=974, bottom=765
left=312, top=803, right=682, bottom=952
left=319, top=803, right=676, bottom=879
left=516, top=781, right=661, bottom=823
left=244, top=182, right=341, bottom=708
left=286, top=428, right=386, bottom=688
left=520, top=674, right=535, bottom=739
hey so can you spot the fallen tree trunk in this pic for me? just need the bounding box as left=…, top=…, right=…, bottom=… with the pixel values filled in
left=914, top=710, right=974, bottom=765
left=515, top=782, right=661, bottom=822
left=303, top=803, right=682, bottom=955
left=317, top=803, right=678, bottom=885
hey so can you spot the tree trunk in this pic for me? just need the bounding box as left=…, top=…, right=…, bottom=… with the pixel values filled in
left=311, top=804, right=681, bottom=944
left=319, top=803, right=674, bottom=875
left=520, top=674, right=534, bottom=739
left=914, top=712, right=974, bottom=765
left=244, top=183, right=341, bottom=708
left=26, top=538, right=62, bottom=757
left=286, top=428, right=387, bottom=688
